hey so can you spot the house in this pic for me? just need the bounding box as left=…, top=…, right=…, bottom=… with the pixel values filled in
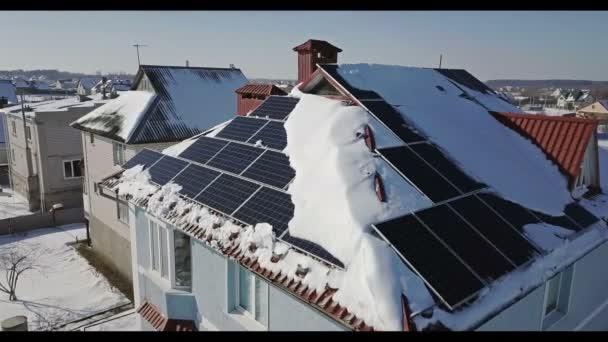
left=70, top=64, right=248, bottom=282
left=52, top=79, right=77, bottom=91
left=0, top=80, right=18, bottom=108
left=0, top=94, right=112, bottom=211
left=96, top=39, right=608, bottom=331
left=558, top=90, right=594, bottom=110
left=577, top=100, right=608, bottom=131
left=235, top=83, right=287, bottom=116
left=77, top=77, right=101, bottom=96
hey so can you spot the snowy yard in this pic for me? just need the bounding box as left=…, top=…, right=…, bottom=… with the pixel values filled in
left=81, top=309, right=139, bottom=331
left=0, top=188, right=33, bottom=220
left=0, top=224, right=130, bottom=331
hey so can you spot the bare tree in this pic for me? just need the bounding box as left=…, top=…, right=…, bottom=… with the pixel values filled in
left=0, top=243, right=42, bottom=301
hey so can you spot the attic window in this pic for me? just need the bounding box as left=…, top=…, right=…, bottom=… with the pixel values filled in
left=436, top=85, right=445, bottom=92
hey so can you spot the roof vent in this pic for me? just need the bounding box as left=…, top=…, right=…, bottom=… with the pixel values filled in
left=295, top=264, right=310, bottom=278
left=374, top=172, right=386, bottom=202
left=228, top=232, right=239, bottom=241
left=271, top=253, right=283, bottom=263
left=248, top=243, right=258, bottom=253
left=363, top=125, right=376, bottom=151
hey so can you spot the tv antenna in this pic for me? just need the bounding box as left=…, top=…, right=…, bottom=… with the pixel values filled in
left=133, top=44, right=148, bottom=66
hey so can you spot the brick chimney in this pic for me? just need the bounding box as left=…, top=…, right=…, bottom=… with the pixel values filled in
left=293, top=39, right=342, bottom=84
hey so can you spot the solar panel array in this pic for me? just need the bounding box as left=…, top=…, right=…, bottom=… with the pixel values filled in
left=120, top=96, right=345, bottom=268
left=316, top=66, right=602, bottom=311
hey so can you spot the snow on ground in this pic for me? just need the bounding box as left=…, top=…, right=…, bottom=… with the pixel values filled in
left=82, top=309, right=139, bottom=331
left=0, top=224, right=130, bottom=331
left=525, top=107, right=575, bottom=116
left=73, top=91, right=155, bottom=141
left=335, top=64, right=572, bottom=216
left=0, top=188, right=33, bottom=220
left=284, top=94, right=435, bottom=330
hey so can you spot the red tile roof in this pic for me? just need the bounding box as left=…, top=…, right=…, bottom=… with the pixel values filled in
left=235, top=83, right=287, bottom=96
left=493, top=112, right=598, bottom=186
left=293, top=39, right=343, bottom=53
left=137, top=301, right=197, bottom=331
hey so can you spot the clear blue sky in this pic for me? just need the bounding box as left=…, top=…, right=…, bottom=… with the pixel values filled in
left=2, top=11, right=607, bottom=81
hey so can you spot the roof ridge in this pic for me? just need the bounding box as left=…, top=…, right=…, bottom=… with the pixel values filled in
left=140, top=64, right=242, bottom=72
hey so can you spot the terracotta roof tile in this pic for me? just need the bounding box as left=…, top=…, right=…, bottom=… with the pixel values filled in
left=235, top=83, right=287, bottom=96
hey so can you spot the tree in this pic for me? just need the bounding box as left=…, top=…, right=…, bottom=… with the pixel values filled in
left=0, top=243, right=42, bottom=301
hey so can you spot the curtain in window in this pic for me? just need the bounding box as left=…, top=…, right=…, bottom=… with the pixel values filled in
left=174, top=231, right=191, bottom=287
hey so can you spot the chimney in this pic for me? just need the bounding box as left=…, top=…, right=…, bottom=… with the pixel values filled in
left=293, top=39, right=342, bottom=84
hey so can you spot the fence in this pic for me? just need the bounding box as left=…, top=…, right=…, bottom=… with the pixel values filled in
left=0, top=207, right=84, bottom=236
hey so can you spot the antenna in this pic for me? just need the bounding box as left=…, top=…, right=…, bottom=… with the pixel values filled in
left=132, top=44, right=148, bottom=67
left=439, top=54, right=443, bottom=69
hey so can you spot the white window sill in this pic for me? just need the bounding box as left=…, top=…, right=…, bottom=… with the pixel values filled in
left=225, top=310, right=266, bottom=331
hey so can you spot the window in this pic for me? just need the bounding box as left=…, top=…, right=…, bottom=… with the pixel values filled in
left=11, top=149, right=15, bottom=163
left=228, top=261, right=268, bottom=327
left=542, top=265, right=574, bottom=330
left=63, top=160, right=82, bottom=179
left=150, top=220, right=159, bottom=272
left=148, top=218, right=169, bottom=280
left=118, top=200, right=129, bottom=224
left=25, top=126, right=31, bottom=140
left=174, top=231, right=191, bottom=288
left=11, top=121, right=16, bottom=135
left=90, top=132, right=94, bottom=144
left=113, top=142, right=127, bottom=166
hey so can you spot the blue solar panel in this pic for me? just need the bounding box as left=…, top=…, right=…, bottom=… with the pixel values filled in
left=241, top=151, right=295, bottom=189
left=247, top=121, right=287, bottom=150
left=195, top=174, right=260, bottom=215
left=280, top=232, right=344, bottom=268
left=179, top=137, right=228, bottom=165
left=216, top=117, right=268, bottom=143
left=122, top=149, right=163, bottom=170
left=248, top=96, right=299, bottom=120
left=232, top=187, right=294, bottom=236
left=147, top=156, right=189, bottom=186
left=172, top=164, right=220, bottom=198
left=207, top=142, right=264, bottom=175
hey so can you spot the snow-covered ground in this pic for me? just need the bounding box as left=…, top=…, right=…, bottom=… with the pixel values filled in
left=0, top=224, right=130, bottom=331
left=81, top=309, right=139, bottom=331
left=0, top=188, right=33, bottom=220
left=525, top=107, right=575, bottom=116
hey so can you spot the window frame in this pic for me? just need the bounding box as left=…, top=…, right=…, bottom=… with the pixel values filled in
left=113, top=141, right=127, bottom=166
left=147, top=216, right=192, bottom=291
left=90, top=132, right=94, bottom=144
left=541, top=265, right=575, bottom=330
left=63, top=159, right=83, bottom=179
left=117, top=200, right=129, bottom=225
left=227, top=261, right=268, bottom=328
left=25, top=126, right=32, bottom=140
left=11, top=120, right=16, bottom=135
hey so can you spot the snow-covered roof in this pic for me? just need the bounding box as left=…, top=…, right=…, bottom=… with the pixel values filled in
left=1, top=93, right=112, bottom=118
left=0, top=80, right=17, bottom=104
left=99, top=64, right=608, bottom=331
left=77, top=77, right=100, bottom=90
left=72, top=65, right=248, bottom=144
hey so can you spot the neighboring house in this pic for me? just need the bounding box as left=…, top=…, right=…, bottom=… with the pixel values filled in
left=235, top=83, right=287, bottom=116
left=52, top=79, right=77, bottom=90
left=0, top=80, right=18, bottom=108
left=70, top=64, right=248, bottom=282
left=0, top=95, right=111, bottom=211
left=558, top=90, right=594, bottom=110
left=577, top=100, right=608, bottom=131
left=77, top=77, right=101, bottom=96
left=97, top=40, right=608, bottom=331
left=12, top=77, right=30, bottom=90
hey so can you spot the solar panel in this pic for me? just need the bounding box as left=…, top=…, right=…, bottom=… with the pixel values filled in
left=361, top=100, right=425, bottom=144
left=449, top=195, right=539, bottom=266
left=232, top=187, right=294, bottom=236
left=179, top=137, right=228, bottom=165
left=410, top=143, right=485, bottom=194
left=373, top=214, right=485, bottom=309
left=280, top=232, right=344, bottom=268
left=435, top=69, right=494, bottom=94
left=206, top=142, right=264, bottom=175
left=122, top=149, right=163, bottom=170
left=241, top=151, right=295, bottom=189
left=215, top=116, right=268, bottom=143
left=564, top=203, right=599, bottom=229
left=247, top=121, right=288, bottom=150
left=248, top=96, right=300, bottom=120
left=476, top=193, right=541, bottom=232
left=147, top=156, right=189, bottom=186
left=172, top=164, right=220, bottom=198
left=415, top=204, right=515, bottom=282
left=195, top=174, right=260, bottom=216
left=379, top=146, right=460, bottom=202
left=532, top=211, right=582, bottom=232
left=320, top=65, right=383, bottom=100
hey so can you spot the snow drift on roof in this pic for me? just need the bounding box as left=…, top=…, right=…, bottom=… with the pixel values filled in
left=72, top=91, right=155, bottom=141
left=334, top=64, right=572, bottom=215
left=285, top=94, right=434, bottom=330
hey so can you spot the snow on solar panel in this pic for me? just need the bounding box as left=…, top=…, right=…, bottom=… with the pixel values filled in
left=122, top=148, right=163, bottom=170
left=232, top=187, right=294, bottom=236
left=564, top=203, right=599, bottom=229
left=280, top=232, right=344, bottom=268
left=206, top=142, right=264, bottom=175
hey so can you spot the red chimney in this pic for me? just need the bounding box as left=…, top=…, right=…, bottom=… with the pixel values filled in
left=293, top=39, right=342, bottom=84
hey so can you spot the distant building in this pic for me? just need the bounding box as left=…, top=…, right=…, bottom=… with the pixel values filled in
left=77, top=77, right=101, bottom=96
left=0, top=95, right=111, bottom=211
left=0, top=80, right=17, bottom=108
left=577, top=100, right=608, bottom=131
left=52, top=79, right=77, bottom=91
left=557, top=90, right=594, bottom=110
